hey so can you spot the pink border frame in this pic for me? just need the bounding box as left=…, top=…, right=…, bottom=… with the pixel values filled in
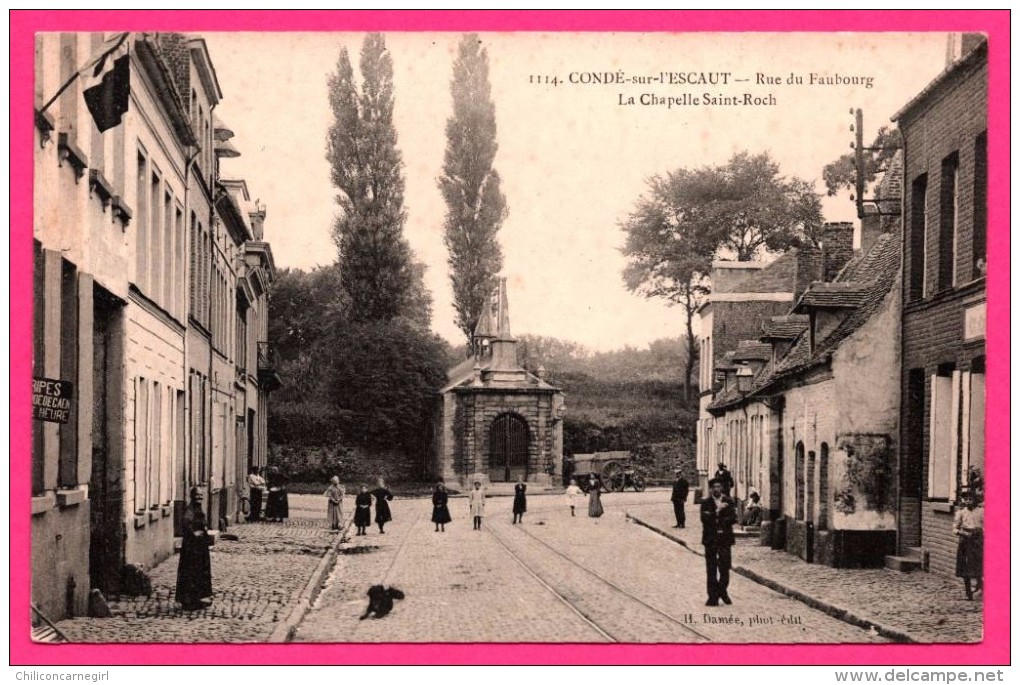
left=10, top=10, right=1010, bottom=666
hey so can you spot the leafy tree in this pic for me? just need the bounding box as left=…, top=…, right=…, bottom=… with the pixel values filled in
left=327, top=318, right=449, bottom=456
left=269, top=265, right=346, bottom=363
left=822, top=126, right=900, bottom=198
left=438, top=33, right=508, bottom=341
left=326, top=34, right=430, bottom=326
left=620, top=151, right=822, bottom=397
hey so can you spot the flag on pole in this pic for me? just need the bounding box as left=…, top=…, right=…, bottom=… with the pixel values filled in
left=80, top=32, right=131, bottom=133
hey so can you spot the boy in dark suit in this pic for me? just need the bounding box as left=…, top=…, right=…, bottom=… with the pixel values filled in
left=701, top=477, right=737, bottom=606
left=714, top=462, right=734, bottom=496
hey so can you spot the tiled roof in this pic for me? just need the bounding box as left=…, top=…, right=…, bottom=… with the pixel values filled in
left=708, top=386, right=743, bottom=413
left=440, top=354, right=559, bottom=394
left=731, top=340, right=772, bottom=362
left=770, top=231, right=900, bottom=381
left=893, top=40, right=987, bottom=123
left=709, top=229, right=901, bottom=412
left=714, top=350, right=738, bottom=370
left=760, top=314, right=809, bottom=340
left=794, top=282, right=870, bottom=310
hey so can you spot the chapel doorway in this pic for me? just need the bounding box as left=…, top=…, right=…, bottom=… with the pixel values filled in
left=489, top=414, right=529, bottom=482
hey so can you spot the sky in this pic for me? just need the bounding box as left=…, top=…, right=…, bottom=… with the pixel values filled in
left=204, top=32, right=949, bottom=352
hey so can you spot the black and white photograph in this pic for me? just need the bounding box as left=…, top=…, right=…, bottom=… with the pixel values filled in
left=27, top=25, right=994, bottom=650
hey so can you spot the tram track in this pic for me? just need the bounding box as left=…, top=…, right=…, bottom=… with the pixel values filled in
left=487, top=521, right=711, bottom=643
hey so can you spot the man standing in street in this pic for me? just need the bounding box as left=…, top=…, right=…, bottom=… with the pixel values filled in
left=671, top=469, right=690, bottom=528
left=714, top=462, right=734, bottom=496
left=701, top=477, right=737, bottom=607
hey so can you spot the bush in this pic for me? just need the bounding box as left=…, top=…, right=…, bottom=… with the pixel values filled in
left=269, top=443, right=424, bottom=487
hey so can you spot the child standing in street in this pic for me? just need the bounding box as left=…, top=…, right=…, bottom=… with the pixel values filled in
left=512, top=476, right=527, bottom=524
left=354, top=485, right=373, bottom=536
left=564, top=478, right=583, bottom=517
left=469, top=481, right=486, bottom=530
left=431, top=482, right=451, bottom=532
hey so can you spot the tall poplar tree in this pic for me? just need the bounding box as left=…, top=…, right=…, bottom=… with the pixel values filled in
left=327, top=34, right=430, bottom=327
left=438, top=33, right=508, bottom=342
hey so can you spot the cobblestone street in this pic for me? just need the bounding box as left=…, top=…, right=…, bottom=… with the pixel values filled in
left=624, top=496, right=984, bottom=643
left=51, top=490, right=981, bottom=644
left=297, top=490, right=887, bottom=643
left=56, top=497, right=336, bottom=643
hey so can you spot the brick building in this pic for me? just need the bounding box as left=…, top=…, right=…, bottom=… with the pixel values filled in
left=433, top=278, right=564, bottom=489
left=694, top=232, right=846, bottom=493
left=708, top=201, right=903, bottom=567
left=32, top=32, right=279, bottom=621
left=893, top=37, right=987, bottom=576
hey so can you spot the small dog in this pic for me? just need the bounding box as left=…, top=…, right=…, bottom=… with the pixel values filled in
left=359, top=585, right=405, bottom=620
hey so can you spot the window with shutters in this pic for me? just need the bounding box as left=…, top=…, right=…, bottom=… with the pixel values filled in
left=134, top=378, right=148, bottom=512
left=136, top=151, right=148, bottom=291
left=149, top=169, right=161, bottom=301
left=189, top=213, right=198, bottom=321
left=938, top=152, right=960, bottom=290
left=927, top=368, right=956, bottom=500
left=972, top=132, right=987, bottom=278
left=163, top=190, right=173, bottom=310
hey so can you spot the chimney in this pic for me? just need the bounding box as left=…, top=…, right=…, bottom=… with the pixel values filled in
left=860, top=207, right=883, bottom=257
left=821, top=222, right=854, bottom=281
left=248, top=205, right=266, bottom=241
left=946, top=33, right=987, bottom=67
left=794, top=246, right=822, bottom=299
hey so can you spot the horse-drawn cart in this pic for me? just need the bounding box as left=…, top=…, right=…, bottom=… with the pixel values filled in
left=568, top=451, right=647, bottom=493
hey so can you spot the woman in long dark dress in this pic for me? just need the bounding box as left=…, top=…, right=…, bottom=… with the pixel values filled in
left=265, top=467, right=290, bottom=522
left=432, top=482, right=452, bottom=532
left=588, top=473, right=605, bottom=518
left=512, top=476, right=527, bottom=524
left=371, top=478, right=394, bottom=534
left=176, top=487, right=213, bottom=610
left=353, top=485, right=373, bottom=536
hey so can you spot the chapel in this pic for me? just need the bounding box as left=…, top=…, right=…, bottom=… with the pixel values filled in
left=432, top=278, right=564, bottom=488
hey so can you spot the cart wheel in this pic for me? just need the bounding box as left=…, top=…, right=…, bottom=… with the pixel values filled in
left=602, top=461, right=625, bottom=492
left=632, top=475, right=646, bottom=492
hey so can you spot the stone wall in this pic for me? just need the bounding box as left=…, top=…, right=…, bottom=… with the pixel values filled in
left=447, top=388, right=559, bottom=487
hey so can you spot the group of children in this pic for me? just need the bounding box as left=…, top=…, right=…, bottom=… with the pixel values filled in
left=322, top=468, right=623, bottom=536
left=430, top=474, right=612, bottom=530
left=430, top=477, right=528, bottom=532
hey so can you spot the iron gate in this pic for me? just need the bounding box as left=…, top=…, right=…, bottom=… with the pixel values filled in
left=489, top=413, right=529, bottom=482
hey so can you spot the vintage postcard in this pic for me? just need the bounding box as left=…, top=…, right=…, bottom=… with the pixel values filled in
left=13, top=11, right=1009, bottom=666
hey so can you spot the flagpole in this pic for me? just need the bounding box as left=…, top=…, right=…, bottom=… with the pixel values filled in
left=37, top=73, right=81, bottom=116
left=37, top=32, right=130, bottom=116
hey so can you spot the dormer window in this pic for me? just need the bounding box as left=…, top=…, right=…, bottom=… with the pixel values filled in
left=736, top=364, right=754, bottom=394
left=793, top=284, right=867, bottom=353
left=760, top=314, right=809, bottom=368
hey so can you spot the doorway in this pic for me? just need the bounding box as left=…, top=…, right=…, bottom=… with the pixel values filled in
left=488, top=414, right=529, bottom=482
left=88, top=286, right=125, bottom=595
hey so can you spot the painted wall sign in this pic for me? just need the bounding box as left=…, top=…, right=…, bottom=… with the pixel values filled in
left=32, top=377, right=73, bottom=424
left=964, top=301, right=986, bottom=340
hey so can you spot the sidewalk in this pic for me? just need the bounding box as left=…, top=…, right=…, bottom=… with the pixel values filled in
left=625, top=502, right=982, bottom=643
left=55, top=515, right=340, bottom=643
